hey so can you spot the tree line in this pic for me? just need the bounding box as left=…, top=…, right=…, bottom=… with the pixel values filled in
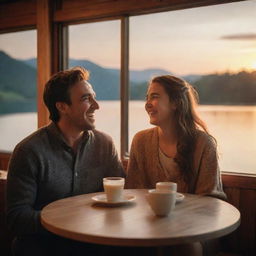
left=130, top=71, right=256, bottom=105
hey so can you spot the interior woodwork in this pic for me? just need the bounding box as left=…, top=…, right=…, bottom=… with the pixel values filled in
left=0, top=0, right=245, bottom=32
left=0, top=0, right=36, bottom=32
left=54, top=0, right=244, bottom=23
left=37, top=0, right=52, bottom=127
left=0, top=1, right=254, bottom=254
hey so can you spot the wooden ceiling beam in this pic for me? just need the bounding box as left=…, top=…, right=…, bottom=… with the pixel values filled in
left=0, top=0, right=245, bottom=31
left=0, top=0, right=36, bottom=32
left=54, top=0, right=245, bottom=23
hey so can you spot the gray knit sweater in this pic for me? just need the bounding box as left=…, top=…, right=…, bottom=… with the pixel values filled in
left=7, top=123, right=124, bottom=236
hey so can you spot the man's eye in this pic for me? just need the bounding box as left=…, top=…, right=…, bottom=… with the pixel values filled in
left=83, top=96, right=90, bottom=101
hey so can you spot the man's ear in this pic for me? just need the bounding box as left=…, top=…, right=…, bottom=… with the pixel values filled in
left=56, top=102, right=68, bottom=114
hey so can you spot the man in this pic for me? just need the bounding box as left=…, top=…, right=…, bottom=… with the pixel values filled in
left=6, top=67, right=125, bottom=255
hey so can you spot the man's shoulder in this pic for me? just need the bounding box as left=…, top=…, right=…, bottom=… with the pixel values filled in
left=89, top=129, right=114, bottom=143
left=15, top=125, right=49, bottom=152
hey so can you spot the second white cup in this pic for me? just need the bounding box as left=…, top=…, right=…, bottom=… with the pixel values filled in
left=146, top=189, right=176, bottom=216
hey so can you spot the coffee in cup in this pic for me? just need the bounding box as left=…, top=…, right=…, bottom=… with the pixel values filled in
left=146, top=189, right=176, bottom=216
left=103, top=177, right=125, bottom=202
left=156, top=182, right=177, bottom=192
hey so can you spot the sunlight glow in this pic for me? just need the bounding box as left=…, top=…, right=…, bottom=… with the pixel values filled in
left=251, top=61, right=256, bottom=69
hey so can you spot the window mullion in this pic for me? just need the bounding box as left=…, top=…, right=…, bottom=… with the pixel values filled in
left=120, top=16, right=129, bottom=159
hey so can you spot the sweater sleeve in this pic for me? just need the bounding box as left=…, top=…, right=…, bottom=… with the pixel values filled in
left=107, top=138, right=126, bottom=178
left=6, top=145, right=47, bottom=236
left=194, top=136, right=227, bottom=200
left=125, top=135, right=145, bottom=189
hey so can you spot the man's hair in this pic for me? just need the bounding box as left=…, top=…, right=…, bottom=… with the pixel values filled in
left=43, top=67, right=89, bottom=122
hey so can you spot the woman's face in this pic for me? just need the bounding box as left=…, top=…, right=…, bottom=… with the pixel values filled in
left=145, top=82, right=176, bottom=127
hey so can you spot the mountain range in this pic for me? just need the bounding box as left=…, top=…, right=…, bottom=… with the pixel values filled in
left=0, top=51, right=181, bottom=114
left=24, top=57, right=178, bottom=84
left=1, top=50, right=256, bottom=114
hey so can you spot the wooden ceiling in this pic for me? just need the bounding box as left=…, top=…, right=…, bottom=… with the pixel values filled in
left=0, top=0, right=245, bottom=32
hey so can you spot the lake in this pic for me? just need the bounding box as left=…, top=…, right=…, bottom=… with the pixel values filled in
left=0, top=101, right=255, bottom=174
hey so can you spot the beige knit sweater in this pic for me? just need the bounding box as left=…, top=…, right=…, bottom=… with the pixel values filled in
left=126, top=127, right=226, bottom=200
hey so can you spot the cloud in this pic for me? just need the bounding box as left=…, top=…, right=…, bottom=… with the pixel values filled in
left=221, top=33, right=256, bottom=40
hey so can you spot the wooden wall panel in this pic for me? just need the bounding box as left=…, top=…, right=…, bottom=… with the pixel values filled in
left=222, top=186, right=256, bottom=255
left=0, top=172, right=12, bottom=256
left=0, top=152, right=11, bottom=171
left=222, top=173, right=256, bottom=189
left=221, top=187, right=240, bottom=253
left=239, top=189, right=256, bottom=255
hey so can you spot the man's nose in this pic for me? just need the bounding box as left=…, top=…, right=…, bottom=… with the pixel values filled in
left=92, top=98, right=100, bottom=110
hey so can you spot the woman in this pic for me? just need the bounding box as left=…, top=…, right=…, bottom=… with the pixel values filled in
left=126, top=75, right=226, bottom=256
left=126, top=75, right=226, bottom=200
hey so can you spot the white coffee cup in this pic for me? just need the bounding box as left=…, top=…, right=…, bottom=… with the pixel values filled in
left=146, top=189, right=176, bottom=216
left=103, top=177, right=125, bottom=202
left=156, top=182, right=177, bottom=192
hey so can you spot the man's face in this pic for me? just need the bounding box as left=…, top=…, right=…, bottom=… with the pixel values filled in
left=61, top=80, right=99, bottom=131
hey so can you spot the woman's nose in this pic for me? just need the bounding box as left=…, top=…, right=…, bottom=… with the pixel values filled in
left=145, top=100, right=152, bottom=110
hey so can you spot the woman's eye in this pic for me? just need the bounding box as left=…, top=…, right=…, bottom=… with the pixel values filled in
left=145, top=94, right=159, bottom=101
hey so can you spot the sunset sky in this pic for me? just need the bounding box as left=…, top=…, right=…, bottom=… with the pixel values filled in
left=0, top=0, right=256, bottom=75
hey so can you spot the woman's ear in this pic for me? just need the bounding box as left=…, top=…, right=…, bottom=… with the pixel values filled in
left=171, top=102, right=177, bottom=110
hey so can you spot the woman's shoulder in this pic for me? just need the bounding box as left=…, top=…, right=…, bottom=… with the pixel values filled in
left=133, top=127, right=157, bottom=141
left=130, top=127, right=158, bottom=155
left=195, top=129, right=217, bottom=149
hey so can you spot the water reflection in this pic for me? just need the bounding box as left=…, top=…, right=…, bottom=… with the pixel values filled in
left=0, top=103, right=255, bottom=174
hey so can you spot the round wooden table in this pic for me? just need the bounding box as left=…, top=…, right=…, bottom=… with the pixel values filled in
left=41, top=189, right=240, bottom=247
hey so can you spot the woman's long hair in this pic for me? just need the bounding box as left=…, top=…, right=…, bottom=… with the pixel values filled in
left=151, top=75, right=211, bottom=190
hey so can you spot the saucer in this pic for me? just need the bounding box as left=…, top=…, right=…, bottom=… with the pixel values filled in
left=92, top=194, right=136, bottom=206
left=176, top=193, right=185, bottom=203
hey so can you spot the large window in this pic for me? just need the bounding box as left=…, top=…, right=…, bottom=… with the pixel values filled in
left=68, top=20, right=121, bottom=151
left=66, top=1, right=256, bottom=174
left=2, top=1, right=254, bottom=175
left=0, top=30, right=37, bottom=152
left=129, top=1, right=256, bottom=174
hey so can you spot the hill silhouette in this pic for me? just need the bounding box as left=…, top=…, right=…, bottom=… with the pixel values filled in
left=25, top=57, right=121, bottom=100
left=129, top=71, right=256, bottom=103
left=0, top=51, right=36, bottom=114
left=107, top=67, right=172, bottom=83
left=1, top=51, right=256, bottom=114
left=0, top=51, right=36, bottom=98
left=69, top=59, right=120, bottom=100
left=25, top=58, right=173, bottom=100
left=194, top=71, right=256, bottom=105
